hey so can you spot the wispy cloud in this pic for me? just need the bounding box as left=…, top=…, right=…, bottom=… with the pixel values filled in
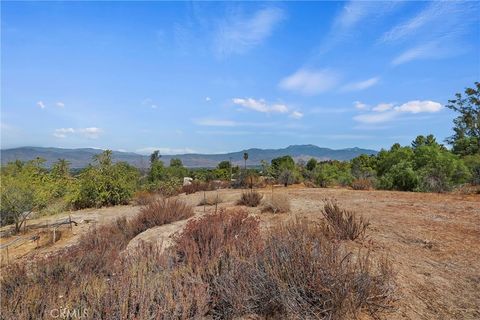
left=205, top=97, right=211, bottom=102
left=353, top=101, right=369, bottom=110
left=354, top=100, right=442, bottom=124
left=194, top=118, right=237, bottom=127
left=214, top=7, right=285, bottom=56
left=56, top=102, right=65, bottom=108
left=136, top=147, right=196, bottom=155
left=289, top=111, right=304, bottom=119
left=142, top=98, right=159, bottom=109
left=53, top=128, right=75, bottom=138
left=391, top=40, right=461, bottom=66
left=382, top=1, right=478, bottom=65
left=279, top=69, right=340, bottom=95
left=54, top=127, right=102, bottom=139
left=381, top=2, right=475, bottom=44
left=319, top=1, right=401, bottom=53
left=232, top=98, right=288, bottom=114
left=193, top=117, right=278, bottom=127
left=79, top=127, right=102, bottom=139
left=341, top=76, right=380, bottom=92
left=37, top=101, right=46, bottom=109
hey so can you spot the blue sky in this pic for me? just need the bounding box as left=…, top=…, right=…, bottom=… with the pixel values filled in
left=2, top=1, right=479, bottom=154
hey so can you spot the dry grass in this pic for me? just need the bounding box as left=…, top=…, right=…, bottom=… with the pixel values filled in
left=351, top=178, right=374, bottom=190
left=261, top=194, right=291, bottom=213
left=132, top=190, right=156, bottom=206
left=322, top=199, right=370, bottom=240
left=1, top=200, right=395, bottom=319
left=198, top=193, right=223, bottom=206
left=236, top=190, right=263, bottom=207
left=129, top=198, right=194, bottom=236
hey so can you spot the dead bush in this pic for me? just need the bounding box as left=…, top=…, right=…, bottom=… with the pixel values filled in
left=1, top=203, right=395, bottom=320
left=351, top=178, right=373, bottom=190
left=256, top=219, right=396, bottom=318
left=133, top=190, right=156, bottom=206
left=129, top=198, right=194, bottom=236
left=182, top=181, right=213, bottom=194
left=322, top=199, right=369, bottom=240
left=173, top=209, right=261, bottom=269
left=236, top=190, right=263, bottom=207
left=261, top=194, right=290, bottom=213
left=198, top=193, right=223, bottom=206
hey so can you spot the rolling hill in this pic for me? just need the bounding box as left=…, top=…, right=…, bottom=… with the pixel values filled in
left=0, top=145, right=377, bottom=168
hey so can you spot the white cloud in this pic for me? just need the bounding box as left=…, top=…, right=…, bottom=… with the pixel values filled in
left=353, top=112, right=397, bottom=124
left=391, top=41, right=460, bottom=66
left=136, top=147, right=196, bottom=155
left=353, top=101, right=369, bottom=110
left=341, top=77, right=379, bottom=92
left=194, top=118, right=278, bottom=128
left=151, top=104, right=158, bottom=109
left=215, top=7, right=285, bottom=56
left=53, top=128, right=75, bottom=138
left=318, top=1, right=401, bottom=53
left=354, top=100, right=442, bottom=124
left=289, top=111, right=304, bottom=119
left=78, top=127, right=102, bottom=139
left=279, top=69, right=340, bottom=95
left=372, top=103, right=393, bottom=112
left=56, top=102, right=65, bottom=108
left=205, top=97, right=211, bottom=102
left=381, top=1, right=474, bottom=44
left=394, top=100, right=442, bottom=114
left=383, top=2, right=477, bottom=65
left=37, top=101, right=46, bottom=109
left=194, top=118, right=237, bottom=127
left=232, top=98, right=289, bottom=114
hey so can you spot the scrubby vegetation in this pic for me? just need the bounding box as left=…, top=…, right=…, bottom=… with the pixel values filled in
left=237, top=190, right=263, bottom=207
left=261, top=193, right=291, bottom=213
left=1, top=204, right=396, bottom=319
left=322, top=199, right=370, bottom=240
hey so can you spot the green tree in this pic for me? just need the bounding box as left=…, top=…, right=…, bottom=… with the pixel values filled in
left=217, top=160, right=231, bottom=170
left=169, top=158, right=183, bottom=167
left=243, top=152, right=249, bottom=170
left=445, top=82, right=480, bottom=156
left=72, top=151, right=139, bottom=209
left=278, top=169, right=295, bottom=187
left=306, top=158, right=318, bottom=171
left=150, top=150, right=161, bottom=164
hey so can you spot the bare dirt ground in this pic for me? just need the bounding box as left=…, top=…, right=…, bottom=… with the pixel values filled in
left=1, top=187, right=479, bottom=319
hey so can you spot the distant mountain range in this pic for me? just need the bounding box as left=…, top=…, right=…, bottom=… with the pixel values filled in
left=0, top=145, right=377, bottom=168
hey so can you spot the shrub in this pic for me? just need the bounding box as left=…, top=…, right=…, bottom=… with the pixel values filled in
left=378, top=161, right=419, bottom=191
left=261, top=194, right=290, bottom=213
left=71, top=158, right=139, bottom=209
left=278, top=169, right=295, bottom=187
left=198, top=193, right=222, bottom=206
left=173, top=209, right=261, bottom=269
left=1, top=205, right=395, bottom=319
left=351, top=178, right=374, bottom=190
left=182, top=181, right=215, bottom=194
left=236, top=190, right=263, bottom=207
left=133, top=190, right=156, bottom=206
left=129, top=198, right=194, bottom=236
left=322, top=199, right=369, bottom=240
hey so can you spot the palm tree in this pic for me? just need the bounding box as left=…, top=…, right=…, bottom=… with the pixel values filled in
left=150, top=150, right=161, bottom=164
left=243, top=152, right=248, bottom=170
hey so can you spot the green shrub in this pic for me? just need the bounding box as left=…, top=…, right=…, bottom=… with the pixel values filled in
left=71, top=153, right=139, bottom=209
left=378, top=161, right=419, bottom=191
